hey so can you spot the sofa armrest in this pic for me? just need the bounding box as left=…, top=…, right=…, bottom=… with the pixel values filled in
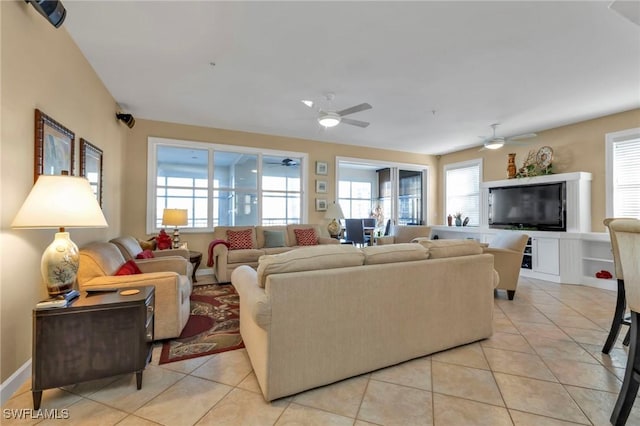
left=232, top=266, right=271, bottom=329
left=318, top=237, right=340, bottom=245
left=483, top=247, right=524, bottom=291
left=375, top=236, right=395, bottom=245
left=213, top=243, right=231, bottom=282
left=135, top=257, right=188, bottom=275
left=153, top=248, right=189, bottom=260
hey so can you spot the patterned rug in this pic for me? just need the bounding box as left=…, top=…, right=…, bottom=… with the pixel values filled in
left=159, top=284, right=244, bottom=364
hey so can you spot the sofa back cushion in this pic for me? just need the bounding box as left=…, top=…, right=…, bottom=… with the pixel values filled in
left=257, top=245, right=365, bottom=288
left=78, top=242, right=127, bottom=284
left=417, top=239, right=482, bottom=259
left=256, top=226, right=288, bottom=248
left=362, top=243, right=429, bottom=265
left=109, top=236, right=143, bottom=260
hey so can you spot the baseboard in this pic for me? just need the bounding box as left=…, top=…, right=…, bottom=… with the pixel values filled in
left=0, top=358, right=31, bottom=406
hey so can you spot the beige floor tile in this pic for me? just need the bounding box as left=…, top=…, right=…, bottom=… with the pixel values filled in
left=191, top=349, right=253, bottom=386
left=565, top=385, right=640, bottom=426
left=583, top=344, right=629, bottom=370
left=544, top=313, right=603, bottom=331
left=483, top=347, right=557, bottom=382
left=527, top=336, right=600, bottom=364
left=431, top=361, right=504, bottom=406
left=494, top=316, right=521, bottom=334
left=506, top=312, right=554, bottom=325
left=276, top=403, right=354, bottom=425
left=354, top=421, right=379, bottom=426
left=509, top=409, right=586, bottom=425
left=156, top=354, right=214, bottom=374
left=40, top=398, right=128, bottom=426
left=515, top=322, right=572, bottom=341
left=481, top=332, right=536, bottom=354
left=433, top=393, right=512, bottom=426
left=293, top=376, right=368, bottom=418
left=87, top=365, right=185, bottom=413
left=62, top=376, right=125, bottom=398
left=544, top=358, right=621, bottom=392
left=134, top=375, right=232, bottom=426
left=237, top=371, right=263, bottom=394
left=431, top=343, right=490, bottom=370
left=370, top=356, right=431, bottom=390
left=197, top=388, right=288, bottom=426
left=493, top=373, right=589, bottom=424
left=358, top=380, right=432, bottom=426
left=559, top=326, right=610, bottom=346
left=3, top=385, right=82, bottom=417
left=116, top=415, right=163, bottom=426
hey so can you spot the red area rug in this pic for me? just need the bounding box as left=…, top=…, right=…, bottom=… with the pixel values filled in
left=159, top=284, right=244, bottom=364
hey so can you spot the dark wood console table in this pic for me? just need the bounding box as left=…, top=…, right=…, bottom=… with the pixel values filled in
left=32, top=286, right=154, bottom=409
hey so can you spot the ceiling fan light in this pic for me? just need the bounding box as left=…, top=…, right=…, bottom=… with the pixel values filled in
left=301, top=100, right=314, bottom=108
left=318, top=114, right=341, bottom=128
left=484, top=140, right=504, bottom=150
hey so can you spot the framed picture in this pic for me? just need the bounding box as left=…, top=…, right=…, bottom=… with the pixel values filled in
left=34, top=109, right=75, bottom=182
left=316, top=179, right=328, bottom=193
left=80, top=138, right=104, bottom=207
left=316, top=198, right=328, bottom=211
left=316, top=161, right=328, bottom=175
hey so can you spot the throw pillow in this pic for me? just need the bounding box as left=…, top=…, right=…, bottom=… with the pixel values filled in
left=135, top=249, right=155, bottom=259
left=263, top=230, right=286, bottom=248
left=294, top=228, right=318, bottom=246
left=139, top=238, right=156, bottom=251
left=115, top=260, right=142, bottom=276
left=227, top=229, right=254, bottom=250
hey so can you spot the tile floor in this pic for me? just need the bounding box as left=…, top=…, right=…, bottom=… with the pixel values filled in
left=4, top=276, right=640, bottom=425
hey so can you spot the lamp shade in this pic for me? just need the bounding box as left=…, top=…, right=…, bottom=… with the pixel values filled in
left=162, top=208, right=188, bottom=227
left=12, top=175, right=107, bottom=229
left=324, top=202, right=345, bottom=220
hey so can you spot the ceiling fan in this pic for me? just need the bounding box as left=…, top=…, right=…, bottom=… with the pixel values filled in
left=265, top=157, right=298, bottom=167
left=479, top=123, right=537, bottom=150
left=301, top=93, right=372, bottom=128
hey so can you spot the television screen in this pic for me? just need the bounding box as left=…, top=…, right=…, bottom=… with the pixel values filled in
left=489, top=182, right=566, bottom=230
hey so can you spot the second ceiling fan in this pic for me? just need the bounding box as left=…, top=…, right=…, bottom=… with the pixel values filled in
left=480, top=123, right=537, bottom=150
left=302, top=93, right=372, bottom=128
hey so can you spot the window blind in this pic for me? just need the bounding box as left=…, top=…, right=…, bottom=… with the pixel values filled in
left=613, top=138, right=640, bottom=218
left=445, top=162, right=481, bottom=226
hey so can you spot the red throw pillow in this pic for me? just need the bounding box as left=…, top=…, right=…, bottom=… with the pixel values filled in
left=227, top=229, right=254, bottom=250
left=115, top=260, right=142, bottom=275
left=294, top=228, right=318, bottom=246
left=156, top=229, right=172, bottom=250
left=135, top=249, right=155, bottom=259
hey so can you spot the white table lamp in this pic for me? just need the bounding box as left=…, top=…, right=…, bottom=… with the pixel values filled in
left=162, top=208, right=188, bottom=248
left=12, top=175, right=108, bottom=297
left=324, top=202, right=345, bottom=238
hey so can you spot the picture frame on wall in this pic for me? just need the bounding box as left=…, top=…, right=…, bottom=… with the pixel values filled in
left=80, top=138, right=104, bottom=207
left=316, top=180, right=327, bottom=193
left=34, top=109, right=75, bottom=182
left=315, top=161, right=328, bottom=175
left=316, top=198, right=328, bottom=211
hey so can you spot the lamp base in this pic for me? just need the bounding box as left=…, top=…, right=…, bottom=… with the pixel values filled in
left=41, top=232, right=79, bottom=297
left=327, top=219, right=340, bottom=238
left=172, top=227, right=181, bottom=249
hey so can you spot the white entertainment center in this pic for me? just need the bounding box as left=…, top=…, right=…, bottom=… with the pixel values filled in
left=432, top=172, right=616, bottom=290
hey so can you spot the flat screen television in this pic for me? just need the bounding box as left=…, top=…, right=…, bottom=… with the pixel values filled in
left=488, top=182, right=566, bottom=231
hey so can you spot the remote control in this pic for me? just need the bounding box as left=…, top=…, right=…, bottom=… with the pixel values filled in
left=36, top=299, right=67, bottom=309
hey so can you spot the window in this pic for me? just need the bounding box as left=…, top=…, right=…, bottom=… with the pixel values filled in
left=606, top=128, right=640, bottom=219
left=147, top=138, right=307, bottom=233
left=338, top=180, right=372, bottom=219
left=444, top=159, right=482, bottom=226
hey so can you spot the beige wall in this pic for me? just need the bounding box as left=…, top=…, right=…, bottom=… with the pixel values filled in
left=438, top=109, right=640, bottom=232
left=0, top=1, right=127, bottom=382
left=123, top=119, right=438, bottom=255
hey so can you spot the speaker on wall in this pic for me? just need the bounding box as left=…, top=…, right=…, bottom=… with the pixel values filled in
left=116, top=113, right=136, bottom=129
left=26, top=0, right=67, bottom=28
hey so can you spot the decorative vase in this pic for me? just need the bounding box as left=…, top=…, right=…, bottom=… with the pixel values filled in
left=327, top=219, right=340, bottom=237
left=455, top=217, right=462, bottom=226
left=41, top=231, right=79, bottom=297
left=507, top=153, right=517, bottom=179
left=447, top=214, right=452, bottom=226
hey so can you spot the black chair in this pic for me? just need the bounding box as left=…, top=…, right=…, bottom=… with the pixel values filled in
left=383, top=219, right=391, bottom=236
left=344, top=219, right=370, bottom=247
left=363, top=218, right=376, bottom=228
left=609, top=219, right=640, bottom=425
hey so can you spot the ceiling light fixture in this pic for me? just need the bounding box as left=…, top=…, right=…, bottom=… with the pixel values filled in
left=484, top=139, right=505, bottom=150
left=318, top=112, right=341, bottom=128
left=301, top=100, right=314, bottom=108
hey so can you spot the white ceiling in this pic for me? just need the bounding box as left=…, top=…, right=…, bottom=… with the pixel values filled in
left=62, top=1, right=640, bottom=155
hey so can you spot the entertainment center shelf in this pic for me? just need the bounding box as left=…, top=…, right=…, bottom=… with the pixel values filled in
left=433, top=172, right=616, bottom=290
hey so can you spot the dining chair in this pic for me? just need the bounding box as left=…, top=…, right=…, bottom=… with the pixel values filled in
left=344, top=219, right=370, bottom=247
left=363, top=218, right=376, bottom=228
left=609, top=219, right=640, bottom=426
left=602, top=218, right=633, bottom=354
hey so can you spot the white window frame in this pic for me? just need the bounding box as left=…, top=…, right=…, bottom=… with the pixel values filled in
left=443, top=158, right=483, bottom=226
left=606, top=127, right=640, bottom=219
left=147, top=137, right=308, bottom=234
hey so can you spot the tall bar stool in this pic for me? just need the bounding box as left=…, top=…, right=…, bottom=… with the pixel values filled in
left=602, top=218, right=632, bottom=354
left=610, top=218, right=640, bottom=425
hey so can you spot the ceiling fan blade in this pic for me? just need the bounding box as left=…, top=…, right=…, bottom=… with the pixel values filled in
left=507, top=133, right=537, bottom=141
left=337, top=103, right=372, bottom=117
left=341, top=118, right=370, bottom=128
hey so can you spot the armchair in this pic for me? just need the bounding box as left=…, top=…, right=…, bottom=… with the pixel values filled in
left=376, top=225, right=431, bottom=245
left=483, top=232, right=529, bottom=300
left=110, top=235, right=193, bottom=280
left=77, top=242, right=192, bottom=340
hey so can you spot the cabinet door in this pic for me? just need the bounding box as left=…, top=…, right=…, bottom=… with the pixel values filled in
left=533, top=237, right=560, bottom=275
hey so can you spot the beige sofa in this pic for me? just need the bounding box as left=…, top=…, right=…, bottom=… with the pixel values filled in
left=77, top=242, right=192, bottom=340
left=110, top=235, right=193, bottom=280
left=232, top=241, right=497, bottom=401
left=209, top=224, right=339, bottom=283
left=375, top=225, right=432, bottom=244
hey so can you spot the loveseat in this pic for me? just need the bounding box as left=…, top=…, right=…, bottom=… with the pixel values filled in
left=232, top=240, right=498, bottom=401
left=208, top=224, right=339, bottom=283
left=77, top=242, right=192, bottom=340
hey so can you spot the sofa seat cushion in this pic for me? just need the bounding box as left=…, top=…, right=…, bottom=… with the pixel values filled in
left=362, top=243, right=429, bottom=265
left=417, top=239, right=482, bottom=259
left=257, top=245, right=365, bottom=288
left=263, top=247, right=293, bottom=255
left=228, top=249, right=266, bottom=264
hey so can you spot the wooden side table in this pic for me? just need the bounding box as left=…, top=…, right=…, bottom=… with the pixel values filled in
left=189, top=250, right=202, bottom=282
left=32, top=286, right=154, bottom=409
